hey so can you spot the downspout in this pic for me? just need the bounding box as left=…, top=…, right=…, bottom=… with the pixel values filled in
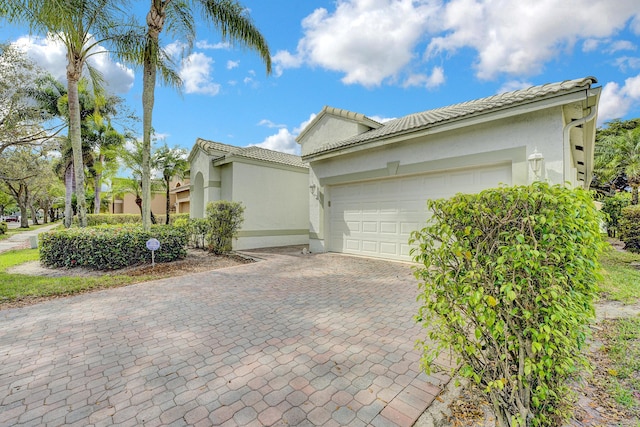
left=562, top=102, right=598, bottom=187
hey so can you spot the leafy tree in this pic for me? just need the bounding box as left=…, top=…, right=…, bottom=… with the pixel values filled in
left=0, top=44, right=63, bottom=156
left=0, top=190, right=15, bottom=217
left=153, top=143, right=188, bottom=224
left=0, top=146, right=53, bottom=228
left=2, top=0, right=134, bottom=227
left=595, top=128, right=640, bottom=204
left=121, top=0, right=272, bottom=231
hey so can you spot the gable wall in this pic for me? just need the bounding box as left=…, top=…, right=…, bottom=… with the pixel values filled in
left=300, top=115, right=368, bottom=157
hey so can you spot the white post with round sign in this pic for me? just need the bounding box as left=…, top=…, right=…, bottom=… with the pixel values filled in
left=146, top=238, right=161, bottom=267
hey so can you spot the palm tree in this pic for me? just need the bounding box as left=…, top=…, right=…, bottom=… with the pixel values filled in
left=125, top=0, right=271, bottom=231
left=153, top=144, right=188, bottom=224
left=3, top=0, right=131, bottom=227
left=596, top=128, right=640, bottom=204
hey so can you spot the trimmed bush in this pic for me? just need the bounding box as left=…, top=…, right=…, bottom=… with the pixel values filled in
left=410, top=182, right=603, bottom=427
left=619, top=205, right=640, bottom=252
left=82, top=213, right=190, bottom=226
left=205, top=201, right=244, bottom=254
left=40, top=224, right=187, bottom=270
left=0, top=221, right=7, bottom=235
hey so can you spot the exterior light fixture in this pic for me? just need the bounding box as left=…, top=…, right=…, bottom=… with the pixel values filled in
left=309, top=184, right=318, bottom=200
left=528, top=148, right=544, bottom=180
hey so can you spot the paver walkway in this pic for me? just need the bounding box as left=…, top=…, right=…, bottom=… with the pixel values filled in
left=0, top=222, right=60, bottom=253
left=0, top=249, right=451, bottom=426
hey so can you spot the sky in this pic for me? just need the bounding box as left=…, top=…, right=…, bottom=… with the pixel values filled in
left=2, top=0, right=640, bottom=156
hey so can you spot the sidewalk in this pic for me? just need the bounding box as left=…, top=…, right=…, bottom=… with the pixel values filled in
left=0, top=222, right=60, bottom=253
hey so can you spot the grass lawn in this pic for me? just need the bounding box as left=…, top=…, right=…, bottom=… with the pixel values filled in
left=591, top=242, right=640, bottom=420
left=598, top=243, right=640, bottom=303
left=0, top=249, right=154, bottom=305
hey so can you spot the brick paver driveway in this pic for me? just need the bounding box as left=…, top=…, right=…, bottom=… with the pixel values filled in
left=0, top=250, right=450, bottom=426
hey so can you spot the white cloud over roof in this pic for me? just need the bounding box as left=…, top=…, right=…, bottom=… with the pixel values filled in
left=274, top=0, right=640, bottom=86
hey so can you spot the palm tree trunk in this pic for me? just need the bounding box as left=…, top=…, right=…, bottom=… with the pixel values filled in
left=633, top=185, right=639, bottom=205
left=165, top=177, right=170, bottom=224
left=67, top=71, right=87, bottom=227
left=64, top=162, right=74, bottom=227
left=94, top=153, right=104, bottom=214
left=141, top=50, right=156, bottom=232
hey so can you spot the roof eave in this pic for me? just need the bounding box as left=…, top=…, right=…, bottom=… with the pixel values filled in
left=302, top=88, right=593, bottom=163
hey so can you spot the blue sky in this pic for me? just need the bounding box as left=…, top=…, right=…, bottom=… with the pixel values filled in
left=3, top=0, right=640, bottom=155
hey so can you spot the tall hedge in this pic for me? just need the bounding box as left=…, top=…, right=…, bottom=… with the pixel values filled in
left=40, top=224, right=187, bottom=270
left=619, top=205, right=640, bottom=252
left=410, top=182, right=603, bottom=427
left=82, top=213, right=190, bottom=226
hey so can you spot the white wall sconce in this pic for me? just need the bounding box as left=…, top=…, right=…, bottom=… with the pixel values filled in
left=528, top=148, right=544, bottom=180
left=309, top=183, right=318, bottom=200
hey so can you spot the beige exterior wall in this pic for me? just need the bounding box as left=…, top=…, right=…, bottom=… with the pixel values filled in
left=189, top=148, right=222, bottom=218
left=109, top=192, right=165, bottom=215
left=229, top=161, right=309, bottom=250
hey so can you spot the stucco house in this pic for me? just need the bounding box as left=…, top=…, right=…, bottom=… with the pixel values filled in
left=297, top=77, right=602, bottom=261
left=188, top=138, right=309, bottom=250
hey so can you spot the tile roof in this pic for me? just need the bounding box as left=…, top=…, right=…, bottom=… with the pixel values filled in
left=195, top=138, right=307, bottom=169
left=304, top=76, right=598, bottom=158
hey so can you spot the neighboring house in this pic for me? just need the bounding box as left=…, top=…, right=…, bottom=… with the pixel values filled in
left=109, top=187, right=165, bottom=215
left=170, top=178, right=190, bottom=214
left=109, top=177, right=189, bottom=218
left=297, top=77, right=602, bottom=261
left=188, top=138, right=309, bottom=250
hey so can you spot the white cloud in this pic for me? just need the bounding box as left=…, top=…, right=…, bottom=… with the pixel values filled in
left=598, top=74, right=640, bottom=124
left=606, top=40, right=637, bottom=54
left=615, top=56, right=640, bottom=72
left=179, top=52, right=220, bottom=96
left=368, top=115, right=395, bottom=123
left=427, top=0, right=640, bottom=80
left=12, top=34, right=134, bottom=93
left=403, top=66, right=445, bottom=88
left=272, top=50, right=303, bottom=77
left=253, top=114, right=318, bottom=155
left=582, top=39, right=600, bottom=52
left=165, top=40, right=189, bottom=59
left=254, top=128, right=299, bottom=154
left=276, top=0, right=640, bottom=86
left=258, top=119, right=286, bottom=129
left=196, top=40, right=230, bottom=50
left=227, top=60, right=240, bottom=70
left=275, top=0, right=441, bottom=87
left=496, top=80, right=533, bottom=94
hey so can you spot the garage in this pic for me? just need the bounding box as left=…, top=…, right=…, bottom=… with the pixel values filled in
left=297, top=78, right=601, bottom=260
left=328, top=163, right=512, bottom=261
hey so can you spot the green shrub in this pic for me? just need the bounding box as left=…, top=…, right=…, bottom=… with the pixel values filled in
left=205, top=201, right=244, bottom=254
left=182, top=218, right=208, bottom=249
left=0, top=221, right=7, bottom=235
left=40, top=224, right=187, bottom=270
left=619, top=205, right=640, bottom=252
left=168, top=213, right=189, bottom=224
left=410, top=182, right=604, bottom=427
left=602, top=192, right=631, bottom=237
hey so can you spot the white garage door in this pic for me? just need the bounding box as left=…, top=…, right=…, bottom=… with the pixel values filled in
left=328, top=163, right=511, bottom=261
